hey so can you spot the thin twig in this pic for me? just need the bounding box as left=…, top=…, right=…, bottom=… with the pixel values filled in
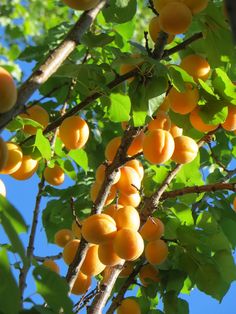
left=33, top=253, right=62, bottom=262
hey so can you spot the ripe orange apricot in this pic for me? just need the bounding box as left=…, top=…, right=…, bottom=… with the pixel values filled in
left=117, top=298, right=141, bottom=314
left=90, top=181, right=117, bottom=206
left=103, top=204, right=122, bottom=218
left=139, top=264, right=160, bottom=287
left=0, top=66, right=17, bottom=113
left=62, top=0, right=99, bottom=11
left=98, top=239, right=124, bottom=266
left=113, top=228, right=144, bottom=261
left=189, top=107, right=219, bottom=132
left=21, top=105, right=49, bottom=135
left=149, top=16, right=175, bottom=44
left=145, top=239, right=168, bottom=265
left=10, top=155, right=38, bottom=180
left=180, top=55, right=211, bottom=81
left=139, top=217, right=165, bottom=241
left=0, top=142, right=23, bottom=175
left=54, top=229, right=74, bottom=247
left=81, top=213, right=117, bottom=244
left=0, top=179, right=6, bottom=197
left=63, top=239, right=80, bottom=265
left=119, top=192, right=141, bottom=208
left=222, top=106, right=236, bottom=131
left=159, top=2, right=192, bottom=35
left=116, top=166, right=141, bottom=195
left=44, top=164, right=65, bottom=186
left=71, top=271, right=91, bottom=295
left=143, top=129, right=175, bottom=164
left=125, top=159, right=144, bottom=180
left=148, top=111, right=171, bottom=131
left=0, top=138, right=8, bottom=171
left=43, top=259, right=60, bottom=274
left=183, top=0, right=208, bottom=14
left=169, top=123, right=183, bottom=138
left=81, top=244, right=106, bottom=276
left=59, top=115, right=89, bottom=150
left=71, top=220, right=82, bottom=239
left=113, top=206, right=140, bottom=231
left=171, top=135, right=198, bottom=164
left=127, top=131, right=144, bottom=156
left=96, top=163, right=121, bottom=185
left=168, top=84, right=199, bottom=115
left=105, top=136, right=121, bottom=161
left=119, top=262, right=134, bottom=278
left=153, top=0, right=177, bottom=12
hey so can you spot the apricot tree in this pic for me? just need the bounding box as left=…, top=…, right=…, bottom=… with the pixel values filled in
left=1, top=1, right=236, bottom=314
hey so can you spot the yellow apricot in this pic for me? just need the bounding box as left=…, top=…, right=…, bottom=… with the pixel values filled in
left=90, top=181, right=117, bottom=206
left=81, top=244, right=106, bottom=276
left=62, top=0, right=99, bottom=11
left=71, top=220, right=82, bottom=239
left=169, top=123, right=183, bottom=138
left=113, top=228, right=144, bottom=261
left=127, top=131, right=144, bottom=156
left=96, top=163, right=121, bottom=185
left=81, top=213, right=117, bottom=244
left=159, top=2, right=192, bottom=35
left=180, top=54, right=211, bottom=81
left=116, top=166, right=141, bottom=195
left=124, top=159, right=144, bottom=180
left=171, top=135, right=198, bottom=164
left=63, top=239, right=80, bottom=265
left=117, top=298, right=141, bottom=314
left=43, top=259, right=60, bottom=274
left=143, top=129, right=175, bottom=164
left=0, top=66, right=17, bottom=113
left=139, top=217, right=165, bottom=241
left=189, top=107, right=219, bottom=132
left=0, top=138, right=8, bottom=171
left=148, top=111, right=171, bottom=131
left=153, top=0, right=177, bottom=12
left=71, top=272, right=91, bottom=295
left=118, top=192, right=141, bottom=208
left=44, top=165, right=65, bottom=186
left=113, top=206, right=140, bottom=231
left=183, top=0, right=208, bottom=14
left=139, top=264, right=160, bottom=287
left=105, top=136, right=121, bottom=161
left=59, top=115, right=89, bottom=150
left=54, top=229, right=74, bottom=248
left=149, top=16, right=174, bottom=44
left=119, top=262, right=134, bottom=278
left=0, top=179, right=6, bottom=197
left=222, top=106, right=236, bottom=131
left=145, top=239, right=168, bottom=265
left=168, top=84, right=199, bottom=115
left=103, top=204, right=122, bottom=218
left=10, top=155, right=38, bottom=180
left=21, top=105, right=49, bottom=135
left=98, top=239, right=124, bottom=266
left=0, top=142, right=23, bottom=175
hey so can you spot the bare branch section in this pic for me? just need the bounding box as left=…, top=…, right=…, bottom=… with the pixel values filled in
left=0, top=0, right=108, bottom=131
left=33, top=253, right=62, bottom=262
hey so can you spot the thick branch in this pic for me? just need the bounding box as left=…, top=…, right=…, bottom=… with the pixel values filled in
left=0, top=0, right=108, bottom=131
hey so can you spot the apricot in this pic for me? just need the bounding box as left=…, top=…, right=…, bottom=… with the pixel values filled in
left=169, top=123, right=183, bottom=138
left=149, top=16, right=174, bottom=44
left=120, top=54, right=142, bottom=83
left=127, top=131, right=144, bottom=156
left=98, top=239, right=124, bottom=266
left=63, top=239, right=80, bottom=265
left=71, top=220, right=82, bottom=239
left=139, top=264, right=160, bottom=287
left=139, top=217, right=165, bottom=241
left=116, top=166, right=141, bottom=195
left=233, top=196, right=236, bottom=212
left=145, top=239, right=168, bottom=265
left=103, top=204, right=122, bottom=218
left=159, top=2, right=192, bottom=35
left=44, top=164, right=65, bottom=186
left=43, top=259, right=60, bottom=274
left=105, top=136, right=121, bottom=161
left=71, top=271, right=91, bottom=295
left=153, top=0, right=177, bottom=12
left=62, top=0, right=99, bottom=11
left=0, top=142, right=23, bottom=175
left=10, top=155, right=38, bottom=180
left=125, top=159, right=144, bottom=180
left=119, top=262, right=134, bottom=278
left=81, top=213, right=117, bottom=244
left=119, top=192, right=141, bottom=208
left=0, top=179, right=6, bottom=197
left=96, top=163, right=121, bottom=185
left=59, top=115, right=89, bottom=150
left=148, top=111, right=171, bottom=131
left=113, top=206, right=140, bottom=231
left=0, top=138, right=8, bottom=171
left=0, top=66, right=17, bottom=113
left=168, top=84, right=199, bottom=115
left=183, top=0, right=208, bottom=14
left=113, top=228, right=144, bottom=261
left=21, top=105, right=49, bottom=135
left=117, top=298, right=141, bottom=314
left=190, top=107, right=219, bottom=132
left=90, top=181, right=117, bottom=206
left=180, top=54, right=211, bottom=81
left=81, top=244, right=106, bottom=276
left=54, top=229, right=74, bottom=247
left=143, top=129, right=175, bottom=164
left=171, top=135, right=198, bottom=164
left=222, top=106, right=236, bottom=131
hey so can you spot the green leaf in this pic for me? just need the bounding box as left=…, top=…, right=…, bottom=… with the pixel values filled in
left=168, top=65, right=195, bottom=92
left=35, top=129, right=51, bottom=160
left=103, top=0, right=137, bottom=24
left=212, top=68, right=236, bottom=104
left=163, top=292, right=189, bottom=314
left=82, top=32, right=115, bottom=48
left=107, top=94, right=131, bottom=122
left=69, top=149, right=88, bottom=171
left=171, top=203, right=194, bottom=226
left=213, top=250, right=236, bottom=284
left=33, top=266, right=73, bottom=314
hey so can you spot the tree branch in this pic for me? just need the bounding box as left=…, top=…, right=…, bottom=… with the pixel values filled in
left=33, top=253, right=62, bottom=262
